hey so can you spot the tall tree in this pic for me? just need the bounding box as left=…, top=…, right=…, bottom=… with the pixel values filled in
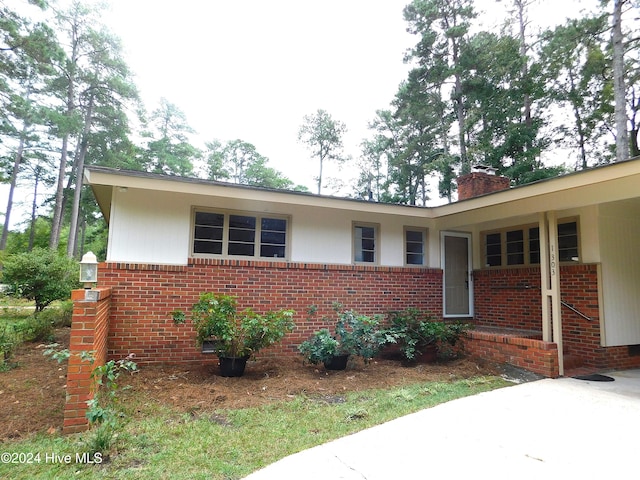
left=66, top=27, right=138, bottom=257
left=204, top=139, right=295, bottom=189
left=403, top=0, right=476, bottom=173
left=0, top=0, right=60, bottom=250
left=297, top=109, right=347, bottom=194
left=611, top=0, right=630, bottom=161
left=47, top=1, right=86, bottom=250
left=141, top=97, right=199, bottom=176
left=540, top=15, right=612, bottom=169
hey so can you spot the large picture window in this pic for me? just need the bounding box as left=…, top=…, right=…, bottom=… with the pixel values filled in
left=482, top=220, right=578, bottom=268
left=193, top=209, right=288, bottom=259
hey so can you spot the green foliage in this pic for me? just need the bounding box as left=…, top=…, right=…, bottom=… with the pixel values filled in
left=43, top=346, right=138, bottom=455
left=141, top=97, right=199, bottom=176
left=1, top=247, right=79, bottom=312
left=298, top=109, right=348, bottom=194
left=0, top=322, right=18, bottom=367
left=186, top=293, right=295, bottom=358
left=205, top=139, right=295, bottom=189
left=299, top=306, right=390, bottom=365
left=18, top=312, right=54, bottom=342
left=384, top=308, right=470, bottom=362
left=298, top=329, right=340, bottom=365
left=46, top=300, right=73, bottom=327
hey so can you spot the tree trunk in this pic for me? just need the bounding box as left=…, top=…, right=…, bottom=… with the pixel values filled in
left=49, top=135, right=69, bottom=250
left=612, top=0, right=629, bottom=162
left=0, top=131, right=26, bottom=251
left=67, top=94, right=94, bottom=258
left=28, top=171, right=40, bottom=252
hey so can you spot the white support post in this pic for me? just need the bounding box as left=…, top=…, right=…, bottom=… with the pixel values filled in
left=539, top=212, right=552, bottom=342
left=548, top=211, right=564, bottom=376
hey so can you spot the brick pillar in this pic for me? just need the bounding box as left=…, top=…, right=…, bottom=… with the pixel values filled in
left=63, top=287, right=112, bottom=434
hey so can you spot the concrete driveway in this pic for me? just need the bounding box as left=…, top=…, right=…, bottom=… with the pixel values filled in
left=244, top=369, right=640, bottom=480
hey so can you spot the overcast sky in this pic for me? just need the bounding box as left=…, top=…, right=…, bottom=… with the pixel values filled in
left=105, top=0, right=416, bottom=191
left=2, top=0, right=602, bottom=228
left=104, top=0, right=599, bottom=193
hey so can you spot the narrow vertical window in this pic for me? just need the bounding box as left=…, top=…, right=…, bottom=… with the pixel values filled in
left=529, top=227, right=540, bottom=264
left=558, top=221, right=578, bottom=261
left=228, top=215, right=256, bottom=256
left=405, top=228, right=426, bottom=265
left=354, top=224, right=376, bottom=263
left=506, top=229, right=524, bottom=265
left=260, top=217, right=287, bottom=258
left=485, top=232, right=502, bottom=266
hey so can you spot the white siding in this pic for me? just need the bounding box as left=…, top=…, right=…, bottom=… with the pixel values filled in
left=107, top=188, right=191, bottom=265
left=599, top=201, right=640, bottom=346
left=107, top=187, right=433, bottom=267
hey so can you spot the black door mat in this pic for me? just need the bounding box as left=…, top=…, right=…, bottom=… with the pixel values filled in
left=573, top=374, right=615, bottom=382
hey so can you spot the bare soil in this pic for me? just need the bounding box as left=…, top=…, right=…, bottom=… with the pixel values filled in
left=0, top=328, right=499, bottom=442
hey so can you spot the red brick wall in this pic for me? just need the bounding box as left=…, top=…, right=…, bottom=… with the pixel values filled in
left=473, top=264, right=640, bottom=372
left=99, top=259, right=443, bottom=365
left=64, top=287, right=112, bottom=434
left=463, top=330, right=559, bottom=378
left=473, top=267, right=542, bottom=331
left=457, top=172, right=510, bottom=200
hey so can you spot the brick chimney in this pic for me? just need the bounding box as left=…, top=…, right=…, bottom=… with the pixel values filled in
left=457, top=166, right=510, bottom=200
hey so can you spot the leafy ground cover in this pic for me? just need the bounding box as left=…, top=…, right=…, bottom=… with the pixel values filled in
left=0, top=326, right=511, bottom=479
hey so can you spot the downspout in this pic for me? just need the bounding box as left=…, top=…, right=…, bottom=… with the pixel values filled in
left=540, top=212, right=564, bottom=376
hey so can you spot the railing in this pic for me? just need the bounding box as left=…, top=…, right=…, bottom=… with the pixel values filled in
left=561, top=300, right=593, bottom=321
left=489, top=284, right=594, bottom=321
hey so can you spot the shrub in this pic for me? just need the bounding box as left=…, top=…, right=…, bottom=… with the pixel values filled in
left=19, top=314, right=54, bottom=342
left=35, top=301, right=73, bottom=328
left=2, top=248, right=79, bottom=312
left=186, top=293, right=295, bottom=358
left=299, top=306, right=390, bottom=364
left=384, top=308, right=471, bottom=362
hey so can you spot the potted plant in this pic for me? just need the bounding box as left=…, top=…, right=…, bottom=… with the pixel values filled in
left=183, top=293, right=295, bottom=377
left=384, top=308, right=469, bottom=364
left=299, top=306, right=389, bottom=370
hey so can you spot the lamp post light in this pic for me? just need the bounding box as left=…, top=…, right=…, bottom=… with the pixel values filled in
left=79, top=251, right=98, bottom=290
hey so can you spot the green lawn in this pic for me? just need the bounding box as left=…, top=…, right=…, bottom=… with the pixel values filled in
left=0, top=375, right=510, bottom=480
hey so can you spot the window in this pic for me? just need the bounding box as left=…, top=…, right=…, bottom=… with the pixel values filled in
left=557, top=221, right=578, bottom=262
left=482, top=220, right=578, bottom=268
left=485, top=232, right=502, bottom=266
left=405, top=228, right=427, bottom=266
left=354, top=223, right=377, bottom=263
left=506, top=229, right=524, bottom=265
left=193, top=209, right=288, bottom=259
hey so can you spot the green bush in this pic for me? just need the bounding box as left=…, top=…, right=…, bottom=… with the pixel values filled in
left=19, top=314, right=54, bottom=343
left=36, top=301, right=73, bottom=328
left=2, top=248, right=79, bottom=312
left=384, top=308, right=471, bottom=362
left=299, top=306, right=391, bottom=364
left=0, top=323, right=18, bottom=366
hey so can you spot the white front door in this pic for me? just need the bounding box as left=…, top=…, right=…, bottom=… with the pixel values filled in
left=442, top=232, right=473, bottom=317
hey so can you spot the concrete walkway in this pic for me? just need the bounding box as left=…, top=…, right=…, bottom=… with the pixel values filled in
left=244, top=369, right=640, bottom=480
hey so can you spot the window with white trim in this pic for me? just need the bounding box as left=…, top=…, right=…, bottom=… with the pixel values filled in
left=482, top=220, right=578, bottom=268
left=353, top=223, right=378, bottom=263
left=193, top=210, right=288, bottom=259
left=404, top=227, right=427, bottom=266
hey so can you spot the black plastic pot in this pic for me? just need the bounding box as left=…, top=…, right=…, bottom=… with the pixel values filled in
left=323, top=354, right=350, bottom=371
left=218, top=356, right=250, bottom=377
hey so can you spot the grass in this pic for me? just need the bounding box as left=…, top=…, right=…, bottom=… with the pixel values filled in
left=0, top=375, right=511, bottom=479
